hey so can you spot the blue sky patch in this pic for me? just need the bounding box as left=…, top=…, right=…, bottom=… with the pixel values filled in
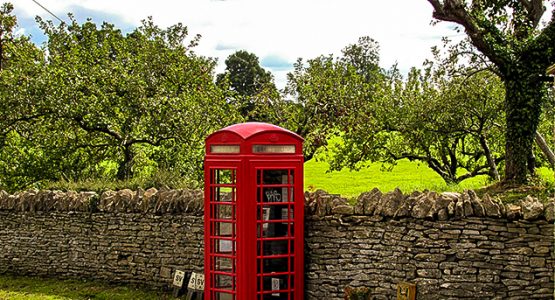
left=67, top=5, right=135, bottom=32
left=13, top=4, right=135, bottom=46
left=261, top=55, right=293, bottom=71
left=12, top=6, right=47, bottom=45
left=215, top=42, right=239, bottom=51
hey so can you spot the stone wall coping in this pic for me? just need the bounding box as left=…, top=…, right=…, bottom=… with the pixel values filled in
left=0, top=188, right=203, bottom=215
left=306, top=188, right=554, bottom=222
left=0, top=188, right=553, bottom=221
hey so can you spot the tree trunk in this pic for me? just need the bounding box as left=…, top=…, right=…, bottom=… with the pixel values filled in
left=117, top=145, right=134, bottom=180
left=479, top=135, right=500, bottom=181
left=426, top=159, right=458, bottom=185
left=440, top=173, right=459, bottom=185
left=503, top=73, right=544, bottom=184
left=527, top=150, right=536, bottom=176
left=535, top=131, right=555, bottom=168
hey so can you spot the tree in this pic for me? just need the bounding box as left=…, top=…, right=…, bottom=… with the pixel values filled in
left=0, top=3, right=44, bottom=145
left=281, top=37, right=385, bottom=161
left=327, top=63, right=506, bottom=184
left=283, top=57, right=370, bottom=160
left=340, top=36, right=382, bottom=83
left=0, top=3, right=51, bottom=191
left=0, top=2, right=16, bottom=71
left=34, top=16, right=237, bottom=181
left=216, top=50, right=276, bottom=120
left=426, top=0, right=555, bottom=184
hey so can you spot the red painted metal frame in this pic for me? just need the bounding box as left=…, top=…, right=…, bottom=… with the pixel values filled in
left=204, top=123, right=304, bottom=300
left=205, top=164, right=240, bottom=299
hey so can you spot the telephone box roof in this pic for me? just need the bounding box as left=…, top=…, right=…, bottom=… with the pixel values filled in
left=208, top=122, right=303, bottom=141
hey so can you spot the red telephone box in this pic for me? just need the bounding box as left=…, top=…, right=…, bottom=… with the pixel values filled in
left=204, top=122, right=304, bottom=300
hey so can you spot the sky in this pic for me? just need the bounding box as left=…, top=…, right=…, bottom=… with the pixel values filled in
left=12, top=0, right=463, bottom=88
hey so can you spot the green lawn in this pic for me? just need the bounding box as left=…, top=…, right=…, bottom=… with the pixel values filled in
left=304, top=158, right=554, bottom=199
left=0, top=274, right=176, bottom=300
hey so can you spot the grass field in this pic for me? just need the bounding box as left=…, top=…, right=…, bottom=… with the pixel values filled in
left=304, top=158, right=554, bottom=199
left=0, top=274, right=175, bottom=300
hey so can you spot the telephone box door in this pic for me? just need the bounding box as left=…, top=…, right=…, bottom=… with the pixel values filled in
left=205, top=162, right=241, bottom=300
left=249, top=161, right=304, bottom=300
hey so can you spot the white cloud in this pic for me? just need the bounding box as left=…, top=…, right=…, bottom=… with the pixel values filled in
left=15, top=28, right=26, bottom=36
left=16, top=0, right=461, bottom=88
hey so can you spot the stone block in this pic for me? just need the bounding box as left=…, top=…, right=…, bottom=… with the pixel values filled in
left=374, top=188, right=404, bottom=217
left=482, top=194, right=502, bottom=218
left=506, top=204, right=522, bottom=220
left=468, top=190, right=485, bottom=217
left=417, top=268, right=442, bottom=278
left=411, top=192, right=436, bottom=219
left=414, top=253, right=447, bottom=262
left=331, top=204, right=354, bottom=215
left=355, top=188, right=382, bottom=215
left=520, top=196, right=544, bottom=221
left=543, top=201, right=554, bottom=223
left=530, top=257, right=546, bottom=268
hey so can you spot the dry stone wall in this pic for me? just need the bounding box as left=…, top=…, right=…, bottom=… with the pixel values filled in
left=0, top=188, right=553, bottom=299
left=305, top=189, right=554, bottom=299
left=0, top=189, right=204, bottom=286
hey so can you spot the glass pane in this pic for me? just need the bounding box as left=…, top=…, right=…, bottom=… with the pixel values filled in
left=260, top=257, right=289, bottom=273
left=214, top=187, right=234, bottom=203
left=211, top=145, right=240, bottom=154
left=215, top=274, right=235, bottom=289
left=282, top=206, right=293, bottom=220
left=259, top=222, right=291, bottom=238
left=261, top=170, right=293, bottom=185
left=213, top=222, right=234, bottom=237
left=261, top=294, right=288, bottom=300
left=263, top=274, right=290, bottom=292
left=257, top=204, right=289, bottom=220
left=214, top=256, right=234, bottom=272
left=213, top=204, right=234, bottom=220
left=214, top=169, right=235, bottom=184
left=214, top=239, right=235, bottom=254
left=252, top=144, right=295, bottom=154
left=263, top=187, right=286, bottom=203
left=257, top=188, right=293, bottom=204
left=215, top=293, right=234, bottom=300
left=258, top=240, right=289, bottom=256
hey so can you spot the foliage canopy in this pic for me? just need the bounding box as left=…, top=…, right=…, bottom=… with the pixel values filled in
left=0, top=9, right=239, bottom=191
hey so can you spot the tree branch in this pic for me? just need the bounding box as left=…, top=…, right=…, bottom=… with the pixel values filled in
left=427, top=0, right=509, bottom=71
left=460, top=67, right=499, bottom=85
left=73, top=143, right=112, bottom=149
left=394, top=151, right=452, bottom=181
left=517, top=0, right=546, bottom=29
left=479, top=134, right=500, bottom=180
left=3, top=112, right=49, bottom=130
left=126, top=136, right=175, bottom=147
left=448, top=139, right=458, bottom=176
left=72, top=116, right=123, bottom=141
left=535, top=131, right=555, bottom=168
left=524, top=13, right=555, bottom=66
left=456, top=166, right=490, bottom=182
